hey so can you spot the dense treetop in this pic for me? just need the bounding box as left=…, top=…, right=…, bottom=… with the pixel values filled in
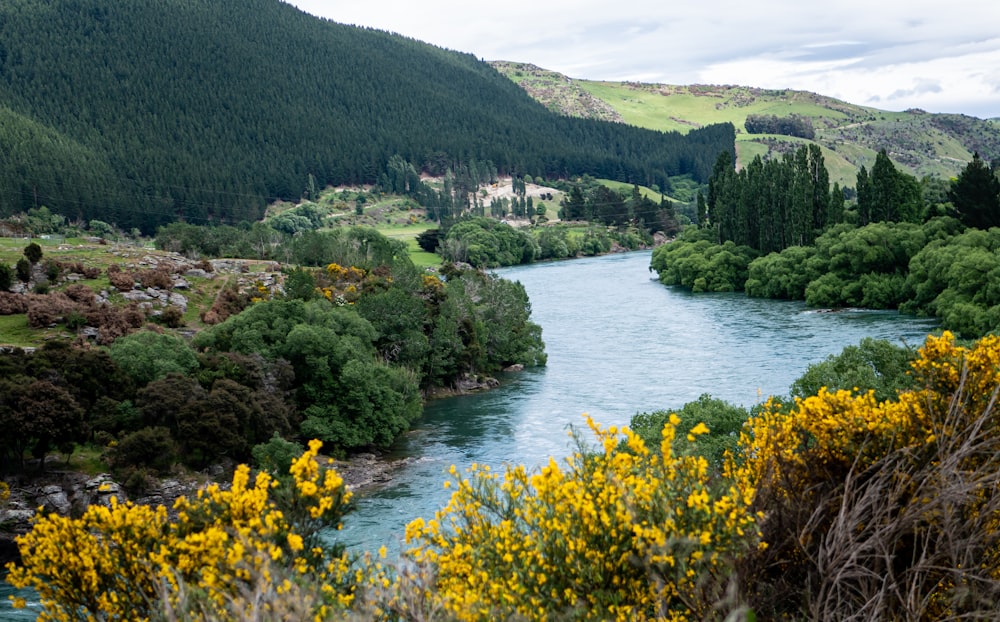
left=0, top=0, right=733, bottom=233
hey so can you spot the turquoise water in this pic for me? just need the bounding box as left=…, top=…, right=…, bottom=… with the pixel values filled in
left=338, top=251, right=938, bottom=555
left=0, top=250, right=939, bottom=618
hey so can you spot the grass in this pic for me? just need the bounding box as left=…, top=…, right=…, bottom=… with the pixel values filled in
left=0, top=314, right=49, bottom=348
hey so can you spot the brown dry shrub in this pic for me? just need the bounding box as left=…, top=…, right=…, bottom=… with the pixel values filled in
left=201, top=283, right=248, bottom=325
left=85, top=303, right=148, bottom=345
left=26, top=292, right=79, bottom=328
left=137, top=268, right=173, bottom=290
left=0, top=292, right=29, bottom=315
left=63, top=284, right=96, bottom=304
left=158, top=305, right=185, bottom=328
left=58, top=261, right=101, bottom=280
left=107, top=265, right=135, bottom=291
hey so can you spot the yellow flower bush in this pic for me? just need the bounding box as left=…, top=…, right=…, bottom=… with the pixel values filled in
left=404, top=416, right=759, bottom=621
left=6, top=439, right=355, bottom=621
left=735, top=331, right=1000, bottom=618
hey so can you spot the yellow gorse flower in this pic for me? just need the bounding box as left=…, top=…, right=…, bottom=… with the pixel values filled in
left=403, top=415, right=759, bottom=621
left=6, top=439, right=355, bottom=621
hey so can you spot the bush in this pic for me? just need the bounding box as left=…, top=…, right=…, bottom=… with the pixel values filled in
left=157, top=305, right=184, bottom=328
left=650, top=236, right=758, bottom=292
left=404, top=417, right=759, bottom=620
left=63, top=283, right=96, bottom=303
left=107, top=264, right=135, bottom=291
left=107, top=426, right=177, bottom=474
left=23, top=242, right=42, bottom=264
left=252, top=433, right=304, bottom=478
left=735, top=332, right=1000, bottom=618
left=15, top=257, right=31, bottom=283
left=137, top=267, right=173, bottom=290
left=0, top=264, right=13, bottom=292
left=630, top=394, right=750, bottom=470
left=8, top=441, right=356, bottom=621
left=0, top=291, right=29, bottom=314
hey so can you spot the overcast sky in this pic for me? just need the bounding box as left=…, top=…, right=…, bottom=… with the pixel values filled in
left=286, top=1, right=1000, bottom=119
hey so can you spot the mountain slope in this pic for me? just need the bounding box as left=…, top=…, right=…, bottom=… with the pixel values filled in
left=0, top=0, right=733, bottom=232
left=491, top=62, right=1000, bottom=186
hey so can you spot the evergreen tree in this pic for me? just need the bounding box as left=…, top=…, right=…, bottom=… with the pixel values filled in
left=951, top=153, right=1000, bottom=230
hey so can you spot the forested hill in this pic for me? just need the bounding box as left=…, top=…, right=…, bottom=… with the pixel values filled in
left=0, top=0, right=733, bottom=233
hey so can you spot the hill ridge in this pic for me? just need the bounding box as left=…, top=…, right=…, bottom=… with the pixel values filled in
left=490, top=61, right=1000, bottom=185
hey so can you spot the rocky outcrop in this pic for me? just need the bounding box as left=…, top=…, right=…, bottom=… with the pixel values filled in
left=0, top=471, right=203, bottom=566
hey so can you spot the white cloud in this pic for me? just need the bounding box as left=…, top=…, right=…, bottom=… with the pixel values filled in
left=285, top=0, right=1000, bottom=118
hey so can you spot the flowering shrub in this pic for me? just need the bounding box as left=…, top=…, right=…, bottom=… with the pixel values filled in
left=736, top=331, right=1000, bottom=618
left=6, top=439, right=355, bottom=621
left=404, top=416, right=760, bottom=621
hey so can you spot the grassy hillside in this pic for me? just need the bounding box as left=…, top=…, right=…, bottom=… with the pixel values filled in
left=492, top=62, right=1000, bottom=187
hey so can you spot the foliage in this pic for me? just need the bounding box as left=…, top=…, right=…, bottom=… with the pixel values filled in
left=0, top=0, right=731, bottom=232
left=15, top=257, right=30, bottom=283
left=744, top=245, right=819, bottom=299
left=108, top=330, right=199, bottom=386
left=855, top=149, right=923, bottom=224
left=0, top=262, right=12, bottom=291
left=949, top=152, right=1000, bottom=229
left=439, top=217, right=538, bottom=268
left=7, top=440, right=358, bottom=621
left=404, top=416, right=759, bottom=620
left=650, top=229, right=758, bottom=292
left=734, top=332, right=1000, bottom=618
left=0, top=376, right=85, bottom=470
left=744, top=114, right=815, bottom=139
left=706, top=145, right=831, bottom=254
left=745, top=217, right=965, bottom=313
left=789, top=337, right=916, bottom=403
left=630, top=394, right=750, bottom=471
left=903, top=225, right=1000, bottom=336
left=193, top=299, right=421, bottom=452
left=23, top=242, right=43, bottom=264
left=252, top=434, right=305, bottom=479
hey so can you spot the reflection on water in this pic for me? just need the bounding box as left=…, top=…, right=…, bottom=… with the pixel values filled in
left=341, top=251, right=938, bottom=555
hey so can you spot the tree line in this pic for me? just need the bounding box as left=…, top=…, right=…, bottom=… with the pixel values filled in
left=652, top=151, right=1000, bottom=336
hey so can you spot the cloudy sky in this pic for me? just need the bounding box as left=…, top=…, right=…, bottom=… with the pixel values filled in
left=287, top=1, right=1000, bottom=119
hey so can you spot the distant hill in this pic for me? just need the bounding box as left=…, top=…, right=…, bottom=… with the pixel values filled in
left=0, top=1, right=733, bottom=233
left=492, top=62, right=1000, bottom=186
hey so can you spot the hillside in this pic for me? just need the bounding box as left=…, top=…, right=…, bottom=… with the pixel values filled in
left=491, top=62, right=1000, bottom=186
left=0, top=0, right=733, bottom=234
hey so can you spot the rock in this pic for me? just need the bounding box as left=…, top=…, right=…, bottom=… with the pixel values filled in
left=122, top=290, right=153, bottom=302
left=455, top=373, right=500, bottom=393
left=185, top=268, right=212, bottom=279
left=39, top=485, right=72, bottom=515
left=85, top=474, right=125, bottom=507
left=168, top=292, right=188, bottom=311
left=503, top=363, right=525, bottom=372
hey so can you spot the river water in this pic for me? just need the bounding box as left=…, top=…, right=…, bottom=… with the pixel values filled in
left=337, top=250, right=938, bottom=555
left=0, top=250, right=939, bottom=619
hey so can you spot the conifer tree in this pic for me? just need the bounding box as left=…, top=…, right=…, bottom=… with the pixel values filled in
left=951, top=152, right=1000, bottom=230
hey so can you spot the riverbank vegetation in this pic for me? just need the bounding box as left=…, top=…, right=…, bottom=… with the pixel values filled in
left=0, top=226, right=545, bottom=485
left=10, top=331, right=1000, bottom=620
left=652, top=149, right=1000, bottom=337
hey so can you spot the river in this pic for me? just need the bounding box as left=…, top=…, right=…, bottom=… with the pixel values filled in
left=337, top=250, right=938, bottom=555
left=0, top=250, right=939, bottom=619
